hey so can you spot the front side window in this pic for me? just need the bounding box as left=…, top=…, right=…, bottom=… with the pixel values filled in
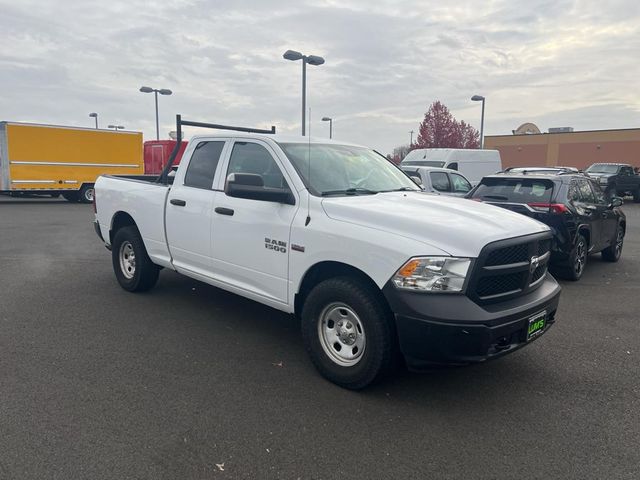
left=430, top=172, right=450, bottom=192
left=279, top=143, right=419, bottom=195
left=227, top=142, right=288, bottom=189
left=620, top=166, right=633, bottom=176
left=449, top=173, right=471, bottom=193
left=184, top=141, right=225, bottom=189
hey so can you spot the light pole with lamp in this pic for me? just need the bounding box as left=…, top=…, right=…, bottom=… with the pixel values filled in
left=139, top=86, right=173, bottom=140
left=471, top=95, right=485, bottom=148
left=283, top=50, right=325, bottom=136
left=89, top=112, right=98, bottom=129
left=409, top=130, right=414, bottom=145
left=321, top=117, right=333, bottom=138
left=108, top=125, right=125, bottom=132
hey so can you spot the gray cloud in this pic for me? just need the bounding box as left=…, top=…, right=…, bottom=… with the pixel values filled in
left=0, top=0, right=638, bottom=153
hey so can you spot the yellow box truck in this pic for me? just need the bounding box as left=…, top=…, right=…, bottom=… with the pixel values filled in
left=0, top=122, right=143, bottom=203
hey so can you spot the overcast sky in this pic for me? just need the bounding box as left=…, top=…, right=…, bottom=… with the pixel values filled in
left=1, top=0, right=638, bottom=154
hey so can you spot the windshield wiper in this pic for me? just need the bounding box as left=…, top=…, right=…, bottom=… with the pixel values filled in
left=321, top=188, right=379, bottom=196
left=481, top=195, right=509, bottom=200
left=380, top=187, right=418, bottom=192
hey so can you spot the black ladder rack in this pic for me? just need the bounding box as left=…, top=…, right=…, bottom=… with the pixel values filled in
left=157, top=114, right=276, bottom=184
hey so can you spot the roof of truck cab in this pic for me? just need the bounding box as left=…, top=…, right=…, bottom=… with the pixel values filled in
left=187, top=133, right=366, bottom=148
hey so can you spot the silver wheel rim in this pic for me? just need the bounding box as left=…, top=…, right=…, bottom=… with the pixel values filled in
left=615, top=227, right=624, bottom=256
left=317, top=303, right=366, bottom=367
left=119, top=241, right=136, bottom=279
left=574, top=240, right=586, bottom=275
left=84, top=188, right=94, bottom=202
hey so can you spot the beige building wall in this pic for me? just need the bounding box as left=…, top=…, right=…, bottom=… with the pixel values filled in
left=484, top=128, right=640, bottom=170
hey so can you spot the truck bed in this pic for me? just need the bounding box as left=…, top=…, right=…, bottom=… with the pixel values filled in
left=95, top=174, right=173, bottom=268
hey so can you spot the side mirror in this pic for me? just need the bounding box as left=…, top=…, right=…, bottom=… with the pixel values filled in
left=409, top=175, right=423, bottom=186
left=225, top=173, right=295, bottom=205
left=609, top=196, right=623, bottom=208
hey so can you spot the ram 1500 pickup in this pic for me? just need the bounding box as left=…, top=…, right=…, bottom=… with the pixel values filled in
left=94, top=117, right=561, bottom=389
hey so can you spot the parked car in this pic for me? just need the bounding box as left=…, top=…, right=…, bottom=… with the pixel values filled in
left=401, top=148, right=502, bottom=185
left=468, top=171, right=626, bottom=281
left=584, top=163, right=640, bottom=201
left=400, top=166, right=473, bottom=196
left=94, top=116, right=561, bottom=389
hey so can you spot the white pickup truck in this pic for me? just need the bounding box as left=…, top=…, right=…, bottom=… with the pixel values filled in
left=94, top=117, right=561, bottom=389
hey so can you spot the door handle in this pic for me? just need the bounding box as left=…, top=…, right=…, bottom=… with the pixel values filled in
left=215, top=207, right=234, bottom=216
left=170, top=199, right=186, bottom=207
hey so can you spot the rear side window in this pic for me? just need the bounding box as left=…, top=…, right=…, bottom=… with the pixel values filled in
left=430, top=171, right=450, bottom=191
left=473, top=178, right=554, bottom=203
left=184, top=141, right=225, bottom=189
left=447, top=162, right=458, bottom=171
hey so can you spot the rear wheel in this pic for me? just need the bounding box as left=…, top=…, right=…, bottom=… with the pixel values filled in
left=602, top=225, right=624, bottom=262
left=301, top=277, right=396, bottom=389
left=560, top=233, right=588, bottom=281
left=79, top=184, right=95, bottom=204
left=111, top=226, right=159, bottom=292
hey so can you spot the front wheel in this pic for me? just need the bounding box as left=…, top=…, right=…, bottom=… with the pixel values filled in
left=633, top=188, right=640, bottom=203
left=301, top=277, right=396, bottom=389
left=602, top=225, right=624, bottom=262
left=111, top=226, right=159, bottom=292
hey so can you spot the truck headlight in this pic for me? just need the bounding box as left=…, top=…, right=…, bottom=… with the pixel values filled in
left=392, top=257, right=471, bottom=292
left=599, top=177, right=608, bottom=184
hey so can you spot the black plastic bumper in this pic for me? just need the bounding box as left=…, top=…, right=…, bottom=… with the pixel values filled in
left=382, top=275, right=561, bottom=370
left=94, top=219, right=110, bottom=250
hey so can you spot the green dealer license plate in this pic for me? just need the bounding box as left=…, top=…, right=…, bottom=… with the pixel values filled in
left=527, top=311, right=546, bottom=341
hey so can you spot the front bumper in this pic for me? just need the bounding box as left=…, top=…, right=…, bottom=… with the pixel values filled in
left=383, top=275, right=561, bottom=370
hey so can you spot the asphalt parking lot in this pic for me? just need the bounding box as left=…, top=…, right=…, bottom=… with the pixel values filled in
left=1, top=196, right=639, bottom=479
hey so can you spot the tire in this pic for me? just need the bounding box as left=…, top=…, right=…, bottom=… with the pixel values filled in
left=79, top=184, right=95, bottom=204
left=607, top=186, right=617, bottom=199
left=602, top=225, right=624, bottom=262
left=111, top=226, right=159, bottom=292
left=559, top=233, right=588, bottom=281
left=633, top=188, right=640, bottom=203
left=62, top=192, right=79, bottom=202
left=301, top=276, right=396, bottom=389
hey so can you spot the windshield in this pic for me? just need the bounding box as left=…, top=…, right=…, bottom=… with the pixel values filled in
left=278, top=143, right=419, bottom=196
left=402, top=160, right=446, bottom=167
left=586, top=164, right=619, bottom=174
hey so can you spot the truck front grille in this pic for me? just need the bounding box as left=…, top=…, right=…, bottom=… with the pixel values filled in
left=467, top=233, right=552, bottom=304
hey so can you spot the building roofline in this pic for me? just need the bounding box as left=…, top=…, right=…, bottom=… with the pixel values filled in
left=486, top=127, right=640, bottom=139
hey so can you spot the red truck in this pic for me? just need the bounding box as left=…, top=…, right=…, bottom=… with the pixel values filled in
left=143, top=140, right=188, bottom=175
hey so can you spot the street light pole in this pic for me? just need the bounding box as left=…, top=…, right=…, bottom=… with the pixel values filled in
left=471, top=95, right=485, bottom=149
left=89, top=112, right=98, bottom=129
left=322, top=117, right=333, bottom=138
left=283, top=50, right=325, bottom=136
left=409, top=130, right=414, bottom=145
left=140, top=86, right=173, bottom=140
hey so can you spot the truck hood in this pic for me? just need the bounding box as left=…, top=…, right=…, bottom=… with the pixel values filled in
left=321, top=192, right=550, bottom=258
left=586, top=173, right=612, bottom=179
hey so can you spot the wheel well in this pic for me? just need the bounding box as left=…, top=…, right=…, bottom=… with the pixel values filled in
left=294, top=261, right=385, bottom=318
left=110, top=211, right=136, bottom=243
left=578, top=227, right=590, bottom=247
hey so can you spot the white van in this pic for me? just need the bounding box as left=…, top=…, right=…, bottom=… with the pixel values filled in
left=401, top=148, right=502, bottom=185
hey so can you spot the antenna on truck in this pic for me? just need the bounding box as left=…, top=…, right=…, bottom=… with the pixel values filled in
left=157, top=114, right=277, bottom=184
